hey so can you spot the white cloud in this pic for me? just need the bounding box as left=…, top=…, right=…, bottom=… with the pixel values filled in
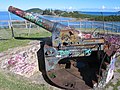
left=114, top=6, right=120, bottom=10
left=102, top=5, right=106, bottom=10
left=69, top=6, right=73, bottom=10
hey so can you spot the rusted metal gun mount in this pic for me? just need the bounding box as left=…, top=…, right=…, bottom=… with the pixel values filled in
left=8, top=6, right=118, bottom=90
left=8, top=6, right=105, bottom=69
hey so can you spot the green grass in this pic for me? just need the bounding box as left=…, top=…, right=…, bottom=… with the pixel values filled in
left=0, top=28, right=52, bottom=90
left=114, top=81, right=120, bottom=90
left=0, top=28, right=51, bottom=52
left=105, top=80, right=120, bottom=90
left=13, top=28, right=51, bottom=37
left=0, top=39, right=30, bottom=52
left=110, top=81, right=120, bottom=90
left=117, top=69, right=120, bottom=73
left=0, top=71, right=48, bottom=90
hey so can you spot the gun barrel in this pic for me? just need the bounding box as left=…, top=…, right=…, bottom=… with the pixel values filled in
left=8, top=6, right=60, bottom=32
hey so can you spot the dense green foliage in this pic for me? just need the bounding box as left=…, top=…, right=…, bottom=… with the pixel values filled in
left=26, top=8, right=43, bottom=14
left=94, top=15, right=120, bottom=21
left=61, top=11, right=94, bottom=19
left=54, top=10, right=63, bottom=15
left=42, top=9, right=53, bottom=15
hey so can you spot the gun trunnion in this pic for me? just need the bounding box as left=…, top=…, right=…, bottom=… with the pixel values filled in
left=8, top=6, right=118, bottom=90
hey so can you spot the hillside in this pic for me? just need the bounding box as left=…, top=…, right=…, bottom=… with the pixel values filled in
left=26, top=8, right=120, bottom=21
left=26, top=8, right=43, bottom=14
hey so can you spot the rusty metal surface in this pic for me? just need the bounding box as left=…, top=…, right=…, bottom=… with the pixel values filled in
left=46, top=56, right=100, bottom=90
left=8, top=6, right=105, bottom=47
left=47, top=64, right=92, bottom=90
left=8, top=6, right=120, bottom=89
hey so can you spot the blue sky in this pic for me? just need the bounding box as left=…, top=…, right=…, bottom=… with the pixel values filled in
left=0, top=0, right=120, bottom=12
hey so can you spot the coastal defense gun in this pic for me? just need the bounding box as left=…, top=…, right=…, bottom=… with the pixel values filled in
left=8, top=6, right=119, bottom=90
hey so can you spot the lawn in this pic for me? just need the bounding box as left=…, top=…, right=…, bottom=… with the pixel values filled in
left=0, top=27, right=53, bottom=90
left=0, top=28, right=51, bottom=52
left=0, top=70, right=49, bottom=90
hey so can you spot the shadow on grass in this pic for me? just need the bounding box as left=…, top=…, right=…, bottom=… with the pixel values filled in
left=15, top=36, right=50, bottom=40
left=15, top=36, right=52, bottom=45
left=0, top=39, right=10, bottom=41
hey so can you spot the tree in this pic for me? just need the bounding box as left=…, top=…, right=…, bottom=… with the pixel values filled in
left=26, top=8, right=43, bottom=14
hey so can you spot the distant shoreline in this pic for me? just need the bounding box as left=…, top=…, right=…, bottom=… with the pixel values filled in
left=0, top=11, right=120, bottom=22
left=0, top=11, right=119, bottom=16
left=80, top=11, right=120, bottom=16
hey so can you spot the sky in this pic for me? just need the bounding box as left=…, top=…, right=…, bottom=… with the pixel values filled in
left=0, top=0, right=120, bottom=12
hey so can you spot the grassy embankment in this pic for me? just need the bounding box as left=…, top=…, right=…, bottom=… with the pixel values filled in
left=0, top=70, right=49, bottom=90
left=0, top=28, right=51, bottom=90
left=0, top=28, right=51, bottom=52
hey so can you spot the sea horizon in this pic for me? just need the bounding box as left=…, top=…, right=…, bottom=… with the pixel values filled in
left=0, top=11, right=120, bottom=21
left=0, top=11, right=120, bottom=32
left=79, top=11, right=120, bottom=16
left=0, top=11, right=119, bottom=17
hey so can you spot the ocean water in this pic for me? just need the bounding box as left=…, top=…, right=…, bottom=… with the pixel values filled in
left=0, top=11, right=120, bottom=32
left=0, top=11, right=23, bottom=20
left=0, top=11, right=73, bottom=26
left=0, top=11, right=73, bottom=21
left=0, top=11, right=119, bottom=21
left=80, top=11, right=120, bottom=16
